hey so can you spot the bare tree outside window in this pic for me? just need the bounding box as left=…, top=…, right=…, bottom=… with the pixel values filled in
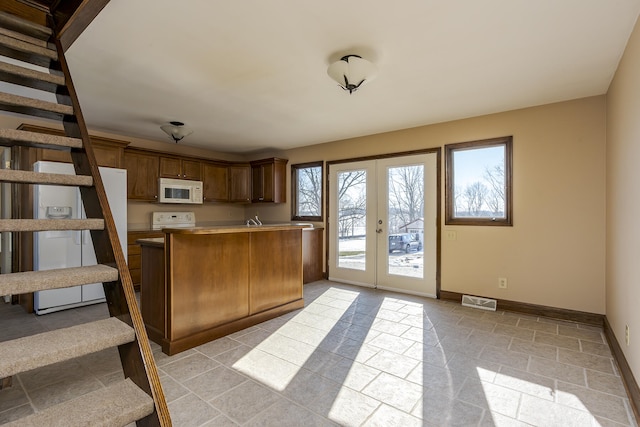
left=388, top=165, right=424, bottom=233
left=445, top=136, right=513, bottom=226
left=462, top=181, right=489, bottom=215
left=337, top=170, right=367, bottom=237
left=292, top=162, right=323, bottom=221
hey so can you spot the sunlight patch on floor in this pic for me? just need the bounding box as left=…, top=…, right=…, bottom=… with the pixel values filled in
left=232, top=287, right=360, bottom=391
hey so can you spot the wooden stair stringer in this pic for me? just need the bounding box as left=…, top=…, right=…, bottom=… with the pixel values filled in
left=53, top=26, right=171, bottom=427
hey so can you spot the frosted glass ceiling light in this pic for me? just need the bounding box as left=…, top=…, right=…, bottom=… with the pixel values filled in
left=160, top=121, right=193, bottom=143
left=327, top=55, right=377, bottom=94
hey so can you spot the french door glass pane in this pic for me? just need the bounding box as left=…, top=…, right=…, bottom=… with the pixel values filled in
left=387, top=165, right=424, bottom=279
left=337, top=169, right=367, bottom=270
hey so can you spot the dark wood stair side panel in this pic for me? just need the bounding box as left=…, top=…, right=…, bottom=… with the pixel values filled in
left=52, top=0, right=111, bottom=53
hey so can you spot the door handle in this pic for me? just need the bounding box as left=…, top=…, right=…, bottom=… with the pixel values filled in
left=376, top=229, right=383, bottom=234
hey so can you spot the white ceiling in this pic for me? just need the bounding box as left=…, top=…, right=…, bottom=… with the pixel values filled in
left=65, top=0, right=640, bottom=154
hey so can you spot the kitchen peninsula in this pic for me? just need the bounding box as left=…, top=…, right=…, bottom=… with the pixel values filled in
left=138, top=224, right=309, bottom=355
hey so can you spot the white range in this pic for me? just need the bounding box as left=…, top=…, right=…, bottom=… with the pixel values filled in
left=152, top=211, right=196, bottom=230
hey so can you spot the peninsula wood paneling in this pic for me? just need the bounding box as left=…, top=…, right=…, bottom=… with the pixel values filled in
left=249, top=229, right=302, bottom=313
left=167, top=233, right=250, bottom=340
left=138, top=226, right=306, bottom=354
left=140, top=243, right=166, bottom=340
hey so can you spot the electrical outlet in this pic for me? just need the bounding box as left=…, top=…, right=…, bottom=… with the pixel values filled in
left=498, top=277, right=508, bottom=289
left=445, top=230, right=457, bottom=241
left=625, top=324, right=630, bottom=346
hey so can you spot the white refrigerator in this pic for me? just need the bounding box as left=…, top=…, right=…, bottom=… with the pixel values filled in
left=33, top=161, right=127, bottom=315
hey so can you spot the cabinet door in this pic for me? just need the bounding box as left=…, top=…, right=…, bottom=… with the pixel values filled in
left=182, top=159, right=202, bottom=180
left=159, top=157, right=182, bottom=178
left=272, top=159, right=287, bottom=203
left=251, top=164, right=265, bottom=202
left=262, top=163, right=275, bottom=202
left=250, top=158, right=287, bottom=203
left=125, top=152, right=159, bottom=200
left=202, top=162, right=228, bottom=202
left=128, top=230, right=164, bottom=289
left=37, top=143, right=122, bottom=168
left=229, top=164, right=251, bottom=202
left=93, top=145, right=121, bottom=168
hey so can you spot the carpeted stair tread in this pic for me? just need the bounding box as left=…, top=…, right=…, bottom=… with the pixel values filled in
left=0, top=317, right=135, bottom=378
left=0, top=32, right=57, bottom=61
left=0, top=60, right=65, bottom=91
left=0, top=11, right=52, bottom=42
left=0, top=218, right=104, bottom=232
left=0, top=91, right=72, bottom=116
left=0, top=264, right=118, bottom=296
left=3, top=378, right=154, bottom=427
left=0, top=169, right=92, bottom=186
left=0, top=26, right=49, bottom=49
left=0, top=128, right=82, bottom=149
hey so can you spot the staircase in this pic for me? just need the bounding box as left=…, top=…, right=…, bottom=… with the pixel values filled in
left=0, top=7, right=170, bottom=427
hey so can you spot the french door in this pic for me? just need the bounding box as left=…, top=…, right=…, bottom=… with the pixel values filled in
left=328, top=152, right=439, bottom=297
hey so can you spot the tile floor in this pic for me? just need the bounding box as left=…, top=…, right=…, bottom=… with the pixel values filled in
left=0, top=280, right=637, bottom=426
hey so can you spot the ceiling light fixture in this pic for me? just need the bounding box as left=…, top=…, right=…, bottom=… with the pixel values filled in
left=160, top=121, right=193, bottom=143
left=327, top=54, right=377, bottom=94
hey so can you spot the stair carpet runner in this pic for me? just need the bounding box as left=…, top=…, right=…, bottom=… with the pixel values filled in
left=0, top=9, right=167, bottom=426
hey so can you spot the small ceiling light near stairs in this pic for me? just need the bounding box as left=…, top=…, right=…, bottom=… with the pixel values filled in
left=160, top=121, right=193, bottom=143
left=327, top=55, right=377, bottom=94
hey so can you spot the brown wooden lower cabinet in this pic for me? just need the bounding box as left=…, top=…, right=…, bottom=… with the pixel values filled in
left=127, top=230, right=163, bottom=290
left=138, top=226, right=305, bottom=355
left=303, top=228, right=324, bottom=284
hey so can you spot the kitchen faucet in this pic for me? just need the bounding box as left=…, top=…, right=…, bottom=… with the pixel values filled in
left=246, top=216, right=262, bottom=226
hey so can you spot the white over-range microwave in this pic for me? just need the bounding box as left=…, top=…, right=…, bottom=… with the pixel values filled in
left=158, top=178, right=203, bottom=204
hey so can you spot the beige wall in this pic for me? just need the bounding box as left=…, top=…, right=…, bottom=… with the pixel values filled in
left=606, top=18, right=640, bottom=383
left=259, top=96, right=607, bottom=314
left=0, top=91, right=608, bottom=315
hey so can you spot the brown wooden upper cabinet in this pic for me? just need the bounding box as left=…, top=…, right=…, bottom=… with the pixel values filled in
left=229, top=164, right=251, bottom=203
left=251, top=158, right=288, bottom=203
left=159, top=157, right=202, bottom=180
left=17, top=124, right=129, bottom=168
left=202, top=161, right=229, bottom=202
left=124, top=149, right=160, bottom=201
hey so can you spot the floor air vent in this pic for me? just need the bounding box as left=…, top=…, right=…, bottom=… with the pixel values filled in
left=461, top=294, right=497, bottom=311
